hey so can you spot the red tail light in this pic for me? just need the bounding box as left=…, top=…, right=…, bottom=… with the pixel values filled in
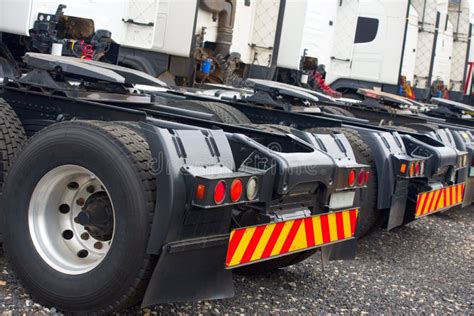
left=365, top=171, right=370, bottom=184
left=230, top=179, right=243, bottom=202
left=357, top=169, right=366, bottom=186
left=348, top=170, right=356, bottom=187
left=214, top=180, right=226, bottom=204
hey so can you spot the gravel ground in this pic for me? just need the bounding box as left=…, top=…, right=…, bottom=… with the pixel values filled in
left=0, top=206, right=472, bottom=315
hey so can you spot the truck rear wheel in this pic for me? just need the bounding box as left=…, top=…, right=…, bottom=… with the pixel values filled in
left=306, top=128, right=379, bottom=238
left=322, top=106, right=355, bottom=118
left=0, top=98, right=26, bottom=186
left=2, top=121, right=156, bottom=313
left=403, top=123, right=439, bottom=132
left=170, top=100, right=251, bottom=124
left=331, top=106, right=356, bottom=118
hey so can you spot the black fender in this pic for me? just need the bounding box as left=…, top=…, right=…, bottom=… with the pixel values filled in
left=349, top=128, right=410, bottom=210
left=141, top=123, right=237, bottom=306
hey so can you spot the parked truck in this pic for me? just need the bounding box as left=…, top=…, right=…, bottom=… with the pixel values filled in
left=271, top=0, right=473, bottom=103
left=0, top=2, right=471, bottom=313
left=0, top=0, right=281, bottom=86
left=0, top=52, right=372, bottom=313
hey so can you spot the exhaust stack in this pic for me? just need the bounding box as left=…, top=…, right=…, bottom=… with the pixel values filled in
left=200, top=0, right=237, bottom=57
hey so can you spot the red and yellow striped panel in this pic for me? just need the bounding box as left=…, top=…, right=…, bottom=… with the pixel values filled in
left=225, top=208, right=358, bottom=269
left=415, top=183, right=465, bottom=218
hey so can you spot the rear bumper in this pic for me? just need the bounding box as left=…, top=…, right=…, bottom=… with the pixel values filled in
left=415, top=183, right=465, bottom=218
left=226, top=208, right=358, bottom=269
left=142, top=209, right=359, bottom=307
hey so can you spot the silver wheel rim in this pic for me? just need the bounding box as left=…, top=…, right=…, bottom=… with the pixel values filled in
left=28, top=165, right=115, bottom=275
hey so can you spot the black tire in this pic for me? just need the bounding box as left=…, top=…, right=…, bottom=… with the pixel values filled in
left=306, top=128, right=379, bottom=238
left=322, top=105, right=355, bottom=118
left=116, top=121, right=144, bottom=136
left=0, top=98, right=26, bottom=185
left=403, top=123, right=439, bottom=133
left=214, top=102, right=252, bottom=124
left=170, top=100, right=251, bottom=124
left=331, top=107, right=356, bottom=118
left=1, top=121, right=157, bottom=314
left=236, top=249, right=317, bottom=275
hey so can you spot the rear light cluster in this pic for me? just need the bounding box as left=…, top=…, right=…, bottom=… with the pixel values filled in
left=400, top=160, right=425, bottom=177
left=457, top=154, right=468, bottom=168
left=195, top=176, right=260, bottom=207
left=348, top=169, right=370, bottom=187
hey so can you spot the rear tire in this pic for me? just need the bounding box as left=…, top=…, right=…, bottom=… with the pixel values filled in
left=2, top=121, right=156, bottom=314
left=0, top=98, right=26, bottom=186
left=306, top=128, right=379, bottom=238
left=322, top=106, right=355, bottom=118
left=170, top=100, right=251, bottom=124
left=331, top=106, right=356, bottom=118
left=403, top=123, right=439, bottom=133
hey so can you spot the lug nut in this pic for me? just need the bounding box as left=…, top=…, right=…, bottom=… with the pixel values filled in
left=77, top=250, right=88, bottom=258
left=86, top=185, right=95, bottom=194
left=67, top=182, right=79, bottom=190
left=59, top=204, right=70, bottom=214
left=76, top=198, right=85, bottom=206
left=80, top=232, right=90, bottom=240
left=94, top=242, right=103, bottom=250
left=62, top=230, right=73, bottom=240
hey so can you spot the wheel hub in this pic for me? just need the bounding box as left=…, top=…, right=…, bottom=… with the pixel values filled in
left=28, top=165, right=115, bottom=275
left=75, top=192, right=114, bottom=241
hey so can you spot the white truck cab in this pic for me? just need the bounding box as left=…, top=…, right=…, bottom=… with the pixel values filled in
left=272, top=0, right=472, bottom=102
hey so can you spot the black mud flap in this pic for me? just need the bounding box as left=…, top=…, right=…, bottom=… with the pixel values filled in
left=386, top=179, right=409, bottom=230
left=462, top=176, right=474, bottom=207
left=321, top=238, right=357, bottom=265
left=142, top=235, right=234, bottom=307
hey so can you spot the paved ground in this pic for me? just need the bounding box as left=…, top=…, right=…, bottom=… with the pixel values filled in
left=0, top=206, right=472, bottom=315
